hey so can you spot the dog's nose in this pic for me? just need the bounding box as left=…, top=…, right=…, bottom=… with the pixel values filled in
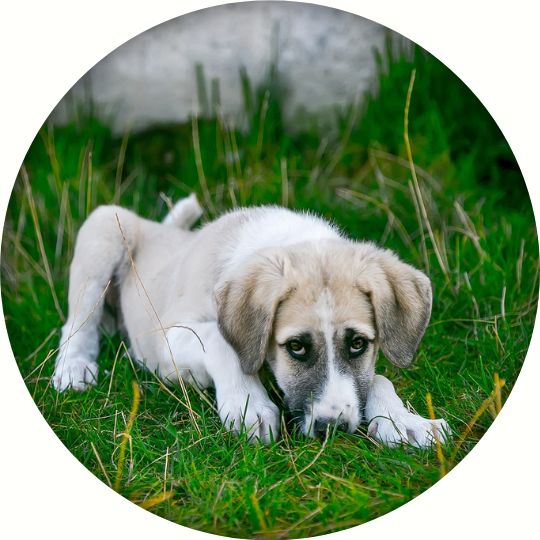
left=313, top=417, right=348, bottom=439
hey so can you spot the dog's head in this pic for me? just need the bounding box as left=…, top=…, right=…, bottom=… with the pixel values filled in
left=216, top=240, right=432, bottom=438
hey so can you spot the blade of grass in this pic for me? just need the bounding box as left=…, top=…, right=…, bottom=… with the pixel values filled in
left=114, top=380, right=141, bottom=491
left=20, top=166, right=64, bottom=321
left=426, top=392, right=447, bottom=477
left=91, top=441, right=112, bottom=488
left=404, top=69, right=449, bottom=283
left=192, top=114, right=215, bottom=215
left=449, top=375, right=506, bottom=464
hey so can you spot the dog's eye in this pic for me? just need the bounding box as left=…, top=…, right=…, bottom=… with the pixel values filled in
left=286, top=339, right=307, bottom=359
left=349, top=335, right=368, bottom=358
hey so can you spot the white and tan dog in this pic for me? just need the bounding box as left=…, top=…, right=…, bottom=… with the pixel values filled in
left=52, top=195, right=449, bottom=446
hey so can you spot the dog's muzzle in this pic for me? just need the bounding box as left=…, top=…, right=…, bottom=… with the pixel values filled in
left=313, top=417, right=349, bottom=439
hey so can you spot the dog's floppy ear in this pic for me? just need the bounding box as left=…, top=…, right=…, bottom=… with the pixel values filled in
left=215, top=251, right=290, bottom=375
left=359, top=247, right=432, bottom=368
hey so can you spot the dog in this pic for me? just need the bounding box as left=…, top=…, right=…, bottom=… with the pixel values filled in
left=52, top=194, right=449, bottom=446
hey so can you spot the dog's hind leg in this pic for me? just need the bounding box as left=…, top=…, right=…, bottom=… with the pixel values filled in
left=52, top=206, right=140, bottom=391
left=163, top=193, right=203, bottom=229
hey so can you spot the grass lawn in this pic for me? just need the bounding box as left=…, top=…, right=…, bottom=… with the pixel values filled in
left=1, top=42, right=537, bottom=538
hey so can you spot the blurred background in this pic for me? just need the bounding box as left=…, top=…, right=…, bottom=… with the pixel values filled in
left=47, top=0, right=525, bottom=207
left=53, top=2, right=397, bottom=132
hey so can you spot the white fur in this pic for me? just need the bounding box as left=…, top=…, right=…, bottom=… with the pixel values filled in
left=303, top=289, right=360, bottom=436
left=365, top=375, right=451, bottom=447
left=162, top=193, right=203, bottom=228
left=220, top=208, right=341, bottom=281
left=162, top=321, right=279, bottom=443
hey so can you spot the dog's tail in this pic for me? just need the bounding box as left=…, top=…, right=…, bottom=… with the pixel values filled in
left=163, top=193, right=203, bottom=229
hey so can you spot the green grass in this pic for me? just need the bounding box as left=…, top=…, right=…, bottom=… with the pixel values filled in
left=1, top=42, right=537, bottom=538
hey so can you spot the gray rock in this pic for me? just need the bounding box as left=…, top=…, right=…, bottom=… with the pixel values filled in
left=52, top=2, right=407, bottom=133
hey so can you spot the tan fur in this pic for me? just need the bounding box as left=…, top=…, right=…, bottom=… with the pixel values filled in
left=217, top=239, right=431, bottom=373
left=216, top=249, right=293, bottom=375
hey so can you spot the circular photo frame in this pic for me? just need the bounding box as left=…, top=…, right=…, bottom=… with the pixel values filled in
left=1, top=2, right=537, bottom=539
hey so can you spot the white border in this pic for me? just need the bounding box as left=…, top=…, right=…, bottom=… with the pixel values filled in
left=1, top=1, right=539, bottom=538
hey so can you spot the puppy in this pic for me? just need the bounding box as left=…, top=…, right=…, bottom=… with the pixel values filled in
left=52, top=195, right=449, bottom=446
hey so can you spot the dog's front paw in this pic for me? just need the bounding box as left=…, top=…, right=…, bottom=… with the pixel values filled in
left=368, top=412, right=450, bottom=449
left=218, top=392, right=280, bottom=444
left=52, top=354, right=98, bottom=392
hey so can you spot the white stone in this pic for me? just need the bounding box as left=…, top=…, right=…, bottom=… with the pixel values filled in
left=52, top=2, right=405, bottom=132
